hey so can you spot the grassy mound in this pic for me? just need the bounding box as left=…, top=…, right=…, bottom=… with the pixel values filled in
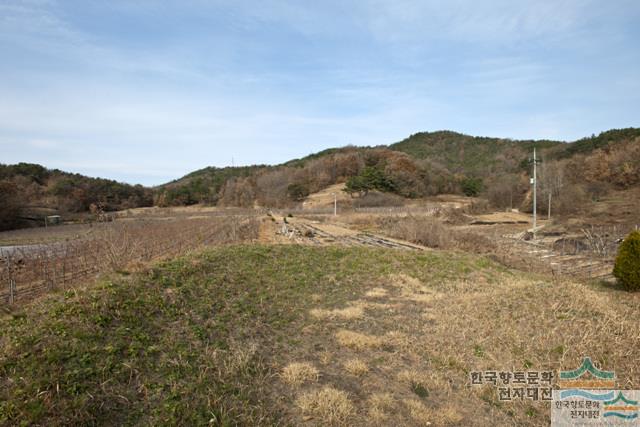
left=0, top=245, right=481, bottom=425
left=1, top=245, right=639, bottom=426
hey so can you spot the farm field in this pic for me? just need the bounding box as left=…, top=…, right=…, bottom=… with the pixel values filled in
left=0, top=212, right=261, bottom=304
left=2, top=188, right=635, bottom=308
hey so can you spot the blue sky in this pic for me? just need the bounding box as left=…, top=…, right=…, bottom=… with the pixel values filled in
left=1, top=0, right=639, bottom=185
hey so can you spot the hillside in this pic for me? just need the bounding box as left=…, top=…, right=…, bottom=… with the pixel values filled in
left=2, top=127, right=638, bottom=230
left=158, top=127, right=640, bottom=212
left=0, top=163, right=153, bottom=231
left=156, top=165, right=269, bottom=206
left=389, top=130, right=562, bottom=175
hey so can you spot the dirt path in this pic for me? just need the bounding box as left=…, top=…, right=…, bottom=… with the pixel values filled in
left=268, top=214, right=426, bottom=251
left=301, top=183, right=350, bottom=210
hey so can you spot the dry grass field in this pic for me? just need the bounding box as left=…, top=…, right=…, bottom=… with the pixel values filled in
left=1, top=244, right=638, bottom=426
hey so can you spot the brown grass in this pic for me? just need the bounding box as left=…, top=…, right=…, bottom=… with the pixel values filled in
left=403, top=399, right=463, bottom=426
left=388, top=273, right=440, bottom=303
left=335, top=330, right=385, bottom=350
left=281, top=362, right=320, bottom=386
left=404, top=399, right=435, bottom=426
left=379, top=215, right=497, bottom=253
left=296, top=386, right=354, bottom=426
left=310, top=305, right=364, bottom=320
left=343, top=358, right=369, bottom=376
left=364, top=287, right=388, bottom=298
left=367, top=393, right=396, bottom=424
left=351, top=299, right=392, bottom=310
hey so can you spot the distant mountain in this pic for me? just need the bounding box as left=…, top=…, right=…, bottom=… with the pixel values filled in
left=3, top=127, right=638, bottom=230
left=389, top=130, right=562, bottom=175
left=159, top=128, right=639, bottom=209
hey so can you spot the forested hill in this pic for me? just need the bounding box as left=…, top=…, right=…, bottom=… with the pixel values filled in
left=389, top=131, right=563, bottom=175
left=0, top=163, right=153, bottom=230
left=2, top=127, right=638, bottom=230
left=157, top=127, right=640, bottom=208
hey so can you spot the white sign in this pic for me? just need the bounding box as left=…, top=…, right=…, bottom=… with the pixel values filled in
left=552, top=389, right=640, bottom=426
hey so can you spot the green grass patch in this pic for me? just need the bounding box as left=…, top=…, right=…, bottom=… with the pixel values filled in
left=0, top=244, right=503, bottom=426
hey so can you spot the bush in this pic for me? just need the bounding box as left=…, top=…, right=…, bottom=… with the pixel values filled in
left=461, top=177, right=483, bottom=197
left=0, top=180, right=20, bottom=231
left=287, top=183, right=310, bottom=201
left=613, top=230, right=640, bottom=291
left=344, top=166, right=396, bottom=197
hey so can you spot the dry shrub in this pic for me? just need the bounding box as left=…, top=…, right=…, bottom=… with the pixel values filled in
left=281, top=362, right=320, bottom=386
left=335, top=330, right=384, bottom=350
left=523, top=183, right=587, bottom=215
left=353, top=191, right=405, bottom=208
left=464, top=199, right=491, bottom=215
left=343, top=358, right=369, bottom=376
left=367, top=393, right=396, bottom=424
left=296, top=386, right=354, bottom=426
left=222, top=342, right=259, bottom=378
left=381, top=216, right=496, bottom=253
left=95, top=223, right=142, bottom=270
left=441, top=207, right=470, bottom=225
left=404, top=399, right=435, bottom=426
left=310, top=306, right=364, bottom=320
left=381, top=216, right=453, bottom=248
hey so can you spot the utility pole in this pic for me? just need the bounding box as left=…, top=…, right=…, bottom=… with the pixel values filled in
left=533, top=147, right=537, bottom=233
left=530, top=147, right=541, bottom=238
left=332, top=193, right=337, bottom=216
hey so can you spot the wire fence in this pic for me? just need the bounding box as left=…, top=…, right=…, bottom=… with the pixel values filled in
left=0, top=215, right=259, bottom=305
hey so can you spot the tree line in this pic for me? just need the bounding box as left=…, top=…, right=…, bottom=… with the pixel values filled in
left=1, top=128, right=638, bottom=230
left=0, top=163, right=153, bottom=230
